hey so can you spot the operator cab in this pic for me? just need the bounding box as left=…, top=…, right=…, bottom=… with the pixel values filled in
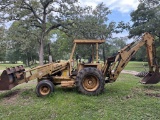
left=69, top=39, right=105, bottom=76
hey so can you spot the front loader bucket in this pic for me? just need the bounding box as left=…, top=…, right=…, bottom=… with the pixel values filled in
left=0, top=65, right=25, bottom=90
left=140, top=72, right=160, bottom=84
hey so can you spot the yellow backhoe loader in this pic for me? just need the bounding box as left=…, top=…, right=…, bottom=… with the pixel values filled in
left=0, top=32, right=159, bottom=96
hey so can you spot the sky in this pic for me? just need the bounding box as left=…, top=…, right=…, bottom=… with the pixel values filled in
left=79, top=0, right=140, bottom=38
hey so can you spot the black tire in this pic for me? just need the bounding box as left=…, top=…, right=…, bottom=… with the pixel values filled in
left=36, top=80, right=54, bottom=97
left=76, top=67, right=105, bottom=95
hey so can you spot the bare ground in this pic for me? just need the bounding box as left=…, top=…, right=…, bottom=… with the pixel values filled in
left=121, top=70, right=139, bottom=75
left=0, top=80, right=37, bottom=105
left=1, top=90, right=20, bottom=105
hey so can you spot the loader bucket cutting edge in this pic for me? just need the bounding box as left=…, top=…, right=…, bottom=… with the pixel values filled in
left=140, top=72, right=160, bottom=84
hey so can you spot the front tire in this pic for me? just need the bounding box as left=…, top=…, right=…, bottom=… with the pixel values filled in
left=76, top=67, right=105, bottom=95
left=36, top=80, right=54, bottom=97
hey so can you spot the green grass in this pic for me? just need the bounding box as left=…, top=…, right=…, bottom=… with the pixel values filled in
left=0, top=74, right=159, bottom=120
left=0, top=63, right=24, bottom=70
left=124, top=61, right=149, bottom=72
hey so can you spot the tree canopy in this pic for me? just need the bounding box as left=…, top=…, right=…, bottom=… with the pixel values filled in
left=0, top=26, right=6, bottom=62
left=130, top=0, right=160, bottom=62
left=61, top=3, right=116, bottom=40
left=130, top=0, right=160, bottom=38
left=0, top=1, right=130, bottom=64
left=0, top=0, right=83, bottom=65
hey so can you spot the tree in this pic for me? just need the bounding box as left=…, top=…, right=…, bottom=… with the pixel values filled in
left=130, top=0, right=160, bottom=62
left=106, top=37, right=127, bottom=55
left=130, top=1, right=160, bottom=39
left=61, top=3, right=116, bottom=40
left=0, top=0, right=82, bottom=65
left=60, top=3, right=118, bottom=62
left=50, top=30, right=72, bottom=60
left=7, top=21, right=38, bottom=65
left=0, top=26, right=7, bottom=62
left=139, top=0, right=160, bottom=7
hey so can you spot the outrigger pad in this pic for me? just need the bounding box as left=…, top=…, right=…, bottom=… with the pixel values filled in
left=140, top=72, right=160, bottom=84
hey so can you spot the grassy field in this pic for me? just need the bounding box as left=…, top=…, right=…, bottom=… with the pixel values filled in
left=124, top=61, right=149, bottom=72
left=0, top=63, right=24, bottom=70
left=0, top=62, right=159, bottom=120
left=0, top=61, right=148, bottom=71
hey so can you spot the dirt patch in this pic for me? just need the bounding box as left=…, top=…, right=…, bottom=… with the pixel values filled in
left=132, top=86, right=160, bottom=98
left=144, top=87, right=160, bottom=98
left=121, top=70, right=139, bottom=75
left=145, top=93, right=160, bottom=98
left=3, top=90, right=19, bottom=98
left=1, top=90, right=20, bottom=105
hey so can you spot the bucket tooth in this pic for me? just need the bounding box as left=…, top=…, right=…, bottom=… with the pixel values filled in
left=140, top=72, right=160, bottom=84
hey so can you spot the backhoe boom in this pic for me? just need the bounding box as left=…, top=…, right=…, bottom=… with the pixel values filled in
left=102, top=32, right=160, bottom=84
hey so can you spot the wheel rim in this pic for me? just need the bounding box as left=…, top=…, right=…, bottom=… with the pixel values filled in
left=82, top=75, right=99, bottom=91
left=39, top=85, right=50, bottom=96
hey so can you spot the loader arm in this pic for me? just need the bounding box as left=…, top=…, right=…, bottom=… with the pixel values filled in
left=102, top=32, right=160, bottom=84
left=0, top=62, right=69, bottom=90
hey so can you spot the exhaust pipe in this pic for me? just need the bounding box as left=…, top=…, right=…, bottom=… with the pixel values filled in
left=0, top=65, right=25, bottom=90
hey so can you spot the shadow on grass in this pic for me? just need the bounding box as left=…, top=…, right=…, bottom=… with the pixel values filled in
left=55, top=85, right=124, bottom=97
left=60, top=87, right=77, bottom=93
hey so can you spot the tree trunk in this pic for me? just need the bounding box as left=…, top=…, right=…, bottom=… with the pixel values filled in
left=39, top=10, right=46, bottom=65
left=39, top=38, right=44, bottom=65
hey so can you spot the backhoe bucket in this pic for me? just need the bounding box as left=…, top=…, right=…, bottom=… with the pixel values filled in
left=140, top=72, right=160, bottom=84
left=0, top=65, right=25, bottom=90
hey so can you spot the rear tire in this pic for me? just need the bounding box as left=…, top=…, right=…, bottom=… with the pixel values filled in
left=36, top=80, right=54, bottom=97
left=76, top=67, right=105, bottom=95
